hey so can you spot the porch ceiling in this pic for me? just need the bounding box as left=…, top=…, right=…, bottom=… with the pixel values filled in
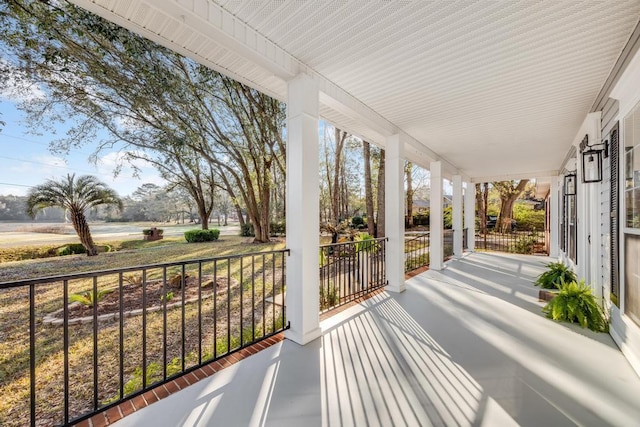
left=71, top=0, right=640, bottom=180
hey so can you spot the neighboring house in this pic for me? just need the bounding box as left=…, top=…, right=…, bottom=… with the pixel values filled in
left=412, top=195, right=453, bottom=213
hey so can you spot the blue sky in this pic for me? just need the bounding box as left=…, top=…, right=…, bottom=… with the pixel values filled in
left=0, top=98, right=163, bottom=198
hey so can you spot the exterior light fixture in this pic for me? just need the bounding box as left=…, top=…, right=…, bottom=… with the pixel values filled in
left=564, top=172, right=576, bottom=196
left=578, top=134, right=608, bottom=183
left=582, top=149, right=603, bottom=183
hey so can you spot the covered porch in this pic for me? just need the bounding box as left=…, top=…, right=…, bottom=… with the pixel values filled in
left=111, top=252, right=640, bottom=427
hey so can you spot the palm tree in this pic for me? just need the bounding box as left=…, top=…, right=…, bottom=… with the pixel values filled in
left=26, top=174, right=122, bottom=256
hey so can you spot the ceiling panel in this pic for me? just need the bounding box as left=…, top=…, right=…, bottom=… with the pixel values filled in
left=73, top=0, right=640, bottom=179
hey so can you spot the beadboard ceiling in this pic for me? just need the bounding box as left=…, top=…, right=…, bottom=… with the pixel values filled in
left=71, top=0, right=640, bottom=180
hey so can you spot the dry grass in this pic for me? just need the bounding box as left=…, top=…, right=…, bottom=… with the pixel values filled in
left=0, top=236, right=286, bottom=427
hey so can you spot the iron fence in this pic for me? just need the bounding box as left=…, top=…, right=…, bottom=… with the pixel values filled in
left=443, top=229, right=454, bottom=259
left=319, top=238, right=387, bottom=312
left=476, top=230, right=547, bottom=254
left=404, top=232, right=430, bottom=272
left=0, top=249, right=289, bottom=427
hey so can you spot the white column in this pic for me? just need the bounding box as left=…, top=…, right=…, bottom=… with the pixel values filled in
left=430, top=161, right=444, bottom=270
left=385, top=134, right=406, bottom=293
left=452, top=175, right=463, bottom=258
left=549, top=176, right=560, bottom=258
left=464, top=181, right=476, bottom=252
left=285, top=74, right=321, bottom=345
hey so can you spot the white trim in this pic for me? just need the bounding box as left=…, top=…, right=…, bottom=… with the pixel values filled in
left=610, top=306, right=640, bottom=378
left=611, top=46, right=640, bottom=117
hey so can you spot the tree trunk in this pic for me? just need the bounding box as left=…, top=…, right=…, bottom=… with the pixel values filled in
left=197, top=203, right=210, bottom=230
left=376, top=149, right=386, bottom=237
left=363, top=141, right=375, bottom=236
left=406, top=161, right=414, bottom=228
left=70, top=208, right=98, bottom=256
left=332, top=128, right=346, bottom=224
left=476, top=183, right=486, bottom=234
left=496, top=179, right=529, bottom=233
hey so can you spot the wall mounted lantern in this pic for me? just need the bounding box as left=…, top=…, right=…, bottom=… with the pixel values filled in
left=578, top=134, right=608, bottom=183
left=564, top=172, right=577, bottom=196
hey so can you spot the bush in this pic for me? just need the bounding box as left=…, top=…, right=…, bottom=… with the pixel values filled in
left=351, top=216, right=365, bottom=228
left=270, top=221, right=286, bottom=236
left=58, top=243, right=87, bottom=256
left=514, top=204, right=545, bottom=231
left=535, top=262, right=577, bottom=289
left=513, top=234, right=538, bottom=254
left=542, top=280, right=608, bottom=332
left=69, top=289, right=112, bottom=308
left=184, top=229, right=220, bottom=242
left=240, top=223, right=254, bottom=237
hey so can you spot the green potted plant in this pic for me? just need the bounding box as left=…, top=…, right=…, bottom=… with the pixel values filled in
left=535, top=262, right=576, bottom=301
left=542, top=280, right=608, bottom=332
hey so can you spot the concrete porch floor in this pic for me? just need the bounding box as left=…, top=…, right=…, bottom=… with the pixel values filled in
left=112, top=252, right=640, bottom=427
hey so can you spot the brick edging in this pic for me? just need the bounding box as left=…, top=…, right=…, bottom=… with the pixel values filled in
left=74, top=333, right=286, bottom=427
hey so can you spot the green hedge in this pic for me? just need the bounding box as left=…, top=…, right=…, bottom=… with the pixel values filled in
left=0, top=243, right=112, bottom=262
left=184, top=229, right=220, bottom=243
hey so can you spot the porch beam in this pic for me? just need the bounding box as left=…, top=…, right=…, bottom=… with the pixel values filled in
left=385, top=134, right=406, bottom=293
left=430, top=161, right=444, bottom=270
left=285, top=74, right=322, bottom=345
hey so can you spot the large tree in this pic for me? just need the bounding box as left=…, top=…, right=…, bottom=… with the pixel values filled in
left=362, top=140, right=375, bottom=236
left=26, top=174, right=122, bottom=256
left=405, top=161, right=414, bottom=228
left=493, top=180, right=529, bottom=232
left=0, top=0, right=284, bottom=242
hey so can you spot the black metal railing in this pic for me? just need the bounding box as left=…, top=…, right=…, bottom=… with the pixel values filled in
left=463, top=228, right=468, bottom=250
left=476, top=230, right=546, bottom=254
left=443, top=229, right=454, bottom=259
left=319, top=238, right=387, bottom=313
left=404, top=232, right=430, bottom=273
left=0, top=249, right=289, bottom=427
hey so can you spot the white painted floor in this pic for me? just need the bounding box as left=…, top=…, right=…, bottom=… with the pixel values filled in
left=112, top=252, right=640, bottom=427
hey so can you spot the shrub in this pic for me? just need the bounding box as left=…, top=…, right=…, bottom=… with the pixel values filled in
left=542, top=280, right=608, bottom=332
left=535, top=262, right=576, bottom=289
left=513, top=234, right=538, bottom=254
left=355, top=232, right=378, bottom=253
left=123, top=274, right=144, bottom=286
left=351, top=216, right=365, bottom=227
left=320, top=284, right=339, bottom=310
left=184, top=229, right=220, bottom=242
left=240, top=223, right=255, bottom=237
left=69, top=289, right=112, bottom=308
left=58, top=243, right=87, bottom=256
left=270, top=221, right=286, bottom=236
left=168, top=273, right=189, bottom=288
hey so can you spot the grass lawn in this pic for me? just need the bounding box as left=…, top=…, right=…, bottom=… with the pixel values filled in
left=0, top=235, right=286, bottom=427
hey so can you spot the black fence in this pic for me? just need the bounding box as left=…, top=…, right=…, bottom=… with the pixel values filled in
left=475, top=230, right=547, bottom=254
left=404, top=232, right=430, bottom=272
left=319, top=238, right=387, bottom=313
left=0, top=249, right=289, bottom=427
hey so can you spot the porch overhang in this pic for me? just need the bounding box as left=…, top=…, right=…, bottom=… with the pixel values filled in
left=69, top=0, right=640, bottom=181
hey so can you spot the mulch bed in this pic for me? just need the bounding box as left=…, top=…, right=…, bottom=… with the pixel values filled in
left=52, top=275, right=238, bottom=320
